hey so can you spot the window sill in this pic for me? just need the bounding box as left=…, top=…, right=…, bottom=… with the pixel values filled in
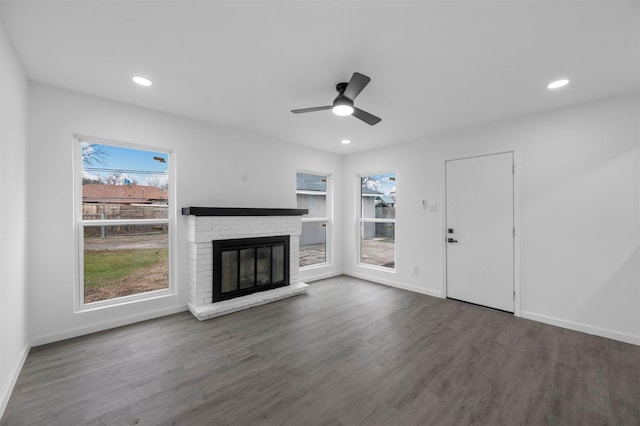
left=75, top=288, right=177, bottom=313
left=300, top=262, right=331, bottom=271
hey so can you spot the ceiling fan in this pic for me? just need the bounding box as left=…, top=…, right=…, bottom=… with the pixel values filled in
left=291, top=72, right=382, bottom=125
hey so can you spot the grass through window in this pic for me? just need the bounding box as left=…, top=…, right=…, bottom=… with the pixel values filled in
left=84, top=248, right=168, bottom=303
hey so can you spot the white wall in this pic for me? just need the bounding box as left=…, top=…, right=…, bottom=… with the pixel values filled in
left=13, top=76, right=640, bottom=412
left=27, top=83, right=343, bottom=345
left=0, top=19, right=29, bottom=415
left=343, top=92, right=640, bottom=345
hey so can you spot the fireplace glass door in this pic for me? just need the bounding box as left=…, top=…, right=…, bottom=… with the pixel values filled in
left=221, top=251, right=238, bottom=293
left=213, top=236, right=290, bottom=301
left=239, top=248, right=255, bottom=289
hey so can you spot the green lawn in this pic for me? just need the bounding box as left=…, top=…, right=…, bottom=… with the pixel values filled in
left=84, top=248, right=168, bottom=288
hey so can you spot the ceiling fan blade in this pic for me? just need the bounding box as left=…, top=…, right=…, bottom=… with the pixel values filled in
left=291, top=106, right=332, bottom=114
left=343, top=72, right=371, bottom=100
left=352, top=107, right=382, bottom=125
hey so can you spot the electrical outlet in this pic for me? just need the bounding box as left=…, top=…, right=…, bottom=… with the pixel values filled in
left=413, top=266, right=419, bottom=275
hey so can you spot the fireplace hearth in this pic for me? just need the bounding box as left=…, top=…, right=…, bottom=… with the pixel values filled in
left=213, top=235, right=290, bottom=302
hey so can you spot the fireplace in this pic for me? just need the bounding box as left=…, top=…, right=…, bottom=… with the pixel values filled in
left=213, top=235, right=290, bottom=302
left=183, top=207, right=308, bottom=321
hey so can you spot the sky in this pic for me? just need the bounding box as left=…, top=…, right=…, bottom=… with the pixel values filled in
left=82, top=143, right=169, bottom=187
left=363, top=172, right=396, bottom=194
left=82, top=142, right=395, bottom=193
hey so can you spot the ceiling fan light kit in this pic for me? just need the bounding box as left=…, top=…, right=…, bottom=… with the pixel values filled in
left=292, top=72, right=382, bottom=125
left=333, top=105, right=354, bottom=116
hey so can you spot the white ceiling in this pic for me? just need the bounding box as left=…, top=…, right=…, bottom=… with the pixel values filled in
left=2, top=1, right=638, bottom=154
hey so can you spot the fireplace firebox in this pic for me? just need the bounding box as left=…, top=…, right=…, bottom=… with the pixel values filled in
left=213, top=235, right=290, bottom=302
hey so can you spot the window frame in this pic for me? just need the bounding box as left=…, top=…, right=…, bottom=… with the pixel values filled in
left=74, top=135, right=176, bottom=312
left=357, top=170, right=397, bottom=271
left=296, top=170, right=332, bottom=269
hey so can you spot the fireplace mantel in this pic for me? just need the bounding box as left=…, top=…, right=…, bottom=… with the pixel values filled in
left=182, top=207, right=308, bottom=216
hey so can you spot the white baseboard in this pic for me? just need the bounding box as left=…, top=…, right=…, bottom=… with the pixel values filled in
left=521, top=310, right=640, bottom=346
left=30, top=305, right=188, bottom=347
left=345, top=272, right=443, bottom=299
left=1, top=340, right=31, bottom=419
left=299, top=270, right=342, bottom=283
left=342, top=273, right=638, bottom=346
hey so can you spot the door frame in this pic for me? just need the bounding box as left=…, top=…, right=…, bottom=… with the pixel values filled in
left=441, top=150, right=522, bottom=317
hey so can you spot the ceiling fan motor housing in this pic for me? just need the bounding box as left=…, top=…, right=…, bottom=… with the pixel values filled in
left=333, top=82, right=354, bottom=108
left=333, top=93, right=354, bottom=108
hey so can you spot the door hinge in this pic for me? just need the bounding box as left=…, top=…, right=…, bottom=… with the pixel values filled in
left=513, top=291, right=516, bottom=300
left=512, top=164, right=515, bottom=174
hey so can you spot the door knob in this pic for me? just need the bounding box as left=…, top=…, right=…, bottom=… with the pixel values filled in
left=447, top=238, right=458, bottom=243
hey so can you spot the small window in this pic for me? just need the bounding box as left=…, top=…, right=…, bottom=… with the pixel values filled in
left=296, top=172, right=331, bottom=268
left=77, top=138, right=172, bottom=307
left=359, top=172, right=396, bottom=269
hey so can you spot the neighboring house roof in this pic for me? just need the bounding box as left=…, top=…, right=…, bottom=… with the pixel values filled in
left=82, top=184, right=168, bottom=204
left=362, top=187, right=384, bottom=195
left=296, top=173, right=326, bottom=192
left=376, top=195, right=396, bottom=205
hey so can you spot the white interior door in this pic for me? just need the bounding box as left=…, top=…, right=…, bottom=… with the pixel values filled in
left=446, top=152, right=514, bottom=312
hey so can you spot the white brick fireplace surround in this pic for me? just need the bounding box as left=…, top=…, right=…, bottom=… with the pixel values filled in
left=183, top=207, right=309, bottom=321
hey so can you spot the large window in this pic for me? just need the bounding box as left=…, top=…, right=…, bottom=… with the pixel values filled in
left=76, top=138, right=172, bottom=307
left=359, top=172, right=396, bottom=269
left=296, top=172, right=330, bottom=268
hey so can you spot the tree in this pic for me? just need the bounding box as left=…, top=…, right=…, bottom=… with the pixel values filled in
left=82, top=177, right=102, bottom=185
left=361, top=174, right=395, bottom=194
left=146, top=176, right=169, bottom=189
left=361, top=176, right=380, bottom=192
left=106, top=170, right=137, bottom=186
left=81, top=143, right=109, bottom=167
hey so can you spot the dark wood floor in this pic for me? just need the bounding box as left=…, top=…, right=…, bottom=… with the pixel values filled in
left=3, top=276, right=639, bottom=425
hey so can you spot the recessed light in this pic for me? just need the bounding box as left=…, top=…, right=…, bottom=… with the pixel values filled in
left=341, top=139, right=351, bottom=145
left=547, top=79, right=569, bottom=89
left=133, top=76, right=153, bottom=87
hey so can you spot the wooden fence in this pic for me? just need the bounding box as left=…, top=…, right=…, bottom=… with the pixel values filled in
left=83, top=203, right=168, bottom=237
